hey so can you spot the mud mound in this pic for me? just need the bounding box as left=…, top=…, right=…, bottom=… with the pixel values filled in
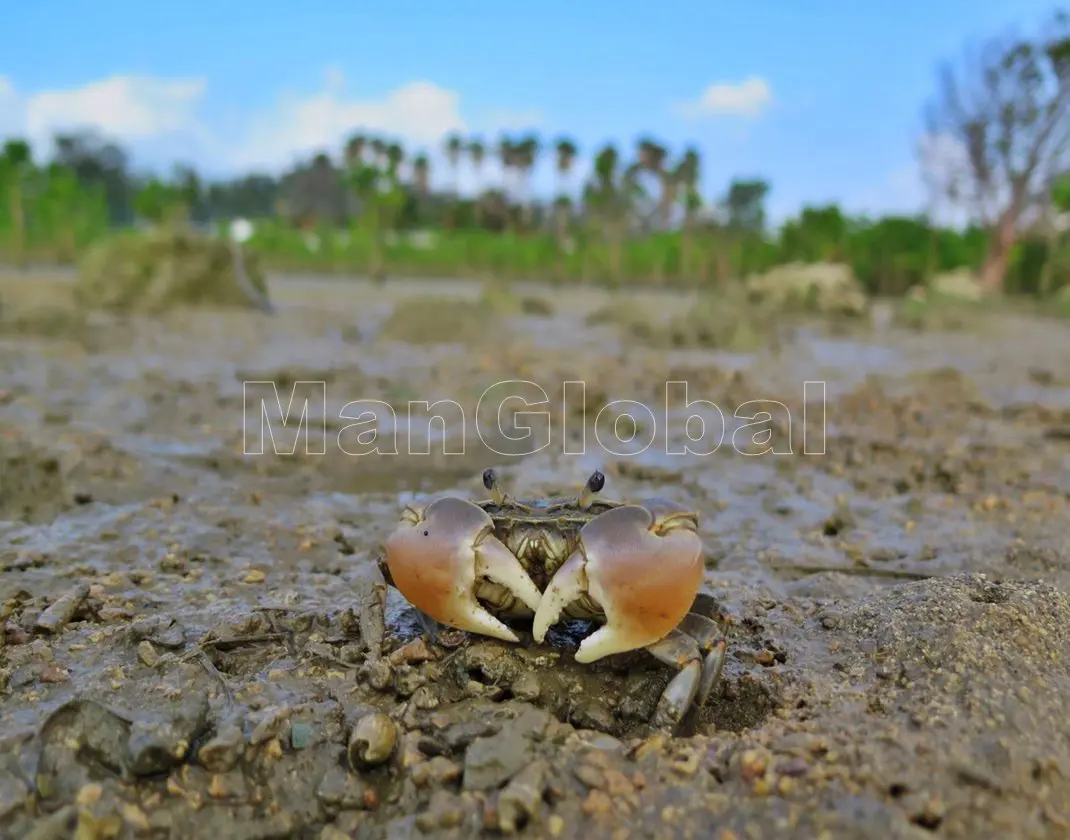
left=379, top=296, right=507, bottom=345
left=930, top=268, right=985, bottom=301
left=75, top=225, right=273, bottom=314
left=0, top=303, right=92, bottom=341
left=894, top=293, right=978, bottom=331
left=586, top=292, right=772, bottom=351
left=745, top=261, right=869, bottom=316
left=477, top=282, right=554, bottom=317
left=379, top=284, right=552, bottom=346
left=0, top=429, right=67, bottom=523
left=657, top=292, right=770, bottom=350
left=585, top=299, right=657, bottom=340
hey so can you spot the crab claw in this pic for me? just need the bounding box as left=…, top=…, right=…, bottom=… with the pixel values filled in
left=383, top=496, right=543, bottom=643
left=532, top=498, right=704, bottom=662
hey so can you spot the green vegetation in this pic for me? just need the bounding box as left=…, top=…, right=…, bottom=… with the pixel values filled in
left=0, top=12, right=1067, bottom=308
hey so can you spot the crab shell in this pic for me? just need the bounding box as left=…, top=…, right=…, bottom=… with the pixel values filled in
left=381, top=492, right=705, bottom=663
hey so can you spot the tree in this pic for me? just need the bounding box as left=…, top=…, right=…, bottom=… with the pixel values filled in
left=444, top=133, right=464, bottom=196
left=1038, top=172, right=1070, bottom=293
left=496, top=135, right=517, bottom=201
left=133, top=177, right=183, bottom=224
left=52, top=130, right=132, bottom=223
left=467, top=137, right=486, bottom=194
left=723, top=179, right=769, bottom=233
left=411, top=153, right=431, bottom=197
left=552, top=137, right=579, bottom=278
left=674, top=147, right=702, bottom=275
left=584, top=143, right=643, bottom=281
left=921, top=9, right=1070, bottom=291
left=172, top=164, right=203, bottom=222
left=344, top=143, right=405, bottom=281
left=515, top=133, right=540, bottom=228
left=780, top=204, right=849, bottom=262
left=0, top=139, right=32, bottom=266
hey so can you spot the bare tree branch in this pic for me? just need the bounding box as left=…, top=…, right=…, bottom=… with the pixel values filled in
left=919, top=9, right=1070, bottom=287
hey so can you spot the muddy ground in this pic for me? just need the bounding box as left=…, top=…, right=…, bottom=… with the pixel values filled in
left=2, top=272, right=1070, bottom=840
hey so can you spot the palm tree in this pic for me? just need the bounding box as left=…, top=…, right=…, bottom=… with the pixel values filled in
left=1, top=139, right=32, bottom=267
left=636, top=137, right=672, bottom=229
left=496, top=135, right=516, bottom=201
left=592, top=144, right=619, bottom=194
left=553, top=137, right=577, bottom=200
left=344, top=133, right=367, bottom=168
left=444, top=134, right=464, bottom=195
left=467, top=138, right=486, bottom=194
left=385, top=142, right=404, bottom=178
left=552, top=137, right=578, bottom=274
left=636, top=137, right=664, bottom=173
left=411, top=153, right=431, bottom=197
left=675, top=146, right=702, bottom=280
left=515, top=134, right=540, bottom=229
left=369, top=137, right=388, bottom=169
left=587, top=143, right=634, bottom=282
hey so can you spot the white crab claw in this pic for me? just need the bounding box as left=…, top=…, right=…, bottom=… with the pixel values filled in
left=383, top=495, right=542, bottom=643
left=532, top=500, right=704, bottom=662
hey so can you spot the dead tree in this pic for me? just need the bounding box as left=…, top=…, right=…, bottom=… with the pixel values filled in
left=920, top=10, right=1070, bottom=290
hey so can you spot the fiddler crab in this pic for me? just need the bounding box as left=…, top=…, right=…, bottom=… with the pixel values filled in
left=375, top=468, right=729, bottom=731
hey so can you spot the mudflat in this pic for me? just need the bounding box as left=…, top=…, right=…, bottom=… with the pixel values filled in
left=2, top=272, right=1070, bottom=839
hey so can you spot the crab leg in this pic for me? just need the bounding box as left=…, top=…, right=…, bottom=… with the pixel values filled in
left=677, top=611, right=729, bottom=711
left=383, top=496, right=542, bottom=643
left=645, top=629, right=705, bottom=729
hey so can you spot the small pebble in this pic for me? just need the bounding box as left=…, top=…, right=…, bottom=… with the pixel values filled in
left=39, top=663, right=70, bottom=683
left=511, top=671, right=541, bottom=702
left=740, top=749, right=769, bottom=781
left=574, top=764, right=606, bottom=789
left=582, top=789, right=613, bottom=817
left=242, top=569, right=266, bottom=584
left=290, top=722, right=313, bottom=750
left=120, top=803, right=150, bottom=832
left=497, top=759, right=549, bottom=834
left=363, top=659, right=394, bottom=691
left=35, top=583, right=90, bottom=634
left=671, top=749, right=699, bottom=776
left=411, top=756, right=461, bottom=787
left=76, top=783, right=103, bottom=806
left=137, top=640, right=159, bottom=667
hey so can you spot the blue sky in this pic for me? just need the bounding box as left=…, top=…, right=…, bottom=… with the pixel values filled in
left=0, top=0, right=1057, bottom=222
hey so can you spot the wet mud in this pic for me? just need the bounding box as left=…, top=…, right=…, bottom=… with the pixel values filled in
left=2, top=272, right=1070, bottom=839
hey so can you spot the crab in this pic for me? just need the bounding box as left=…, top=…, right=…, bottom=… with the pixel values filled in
left=374, top=468, right=729, bottom=731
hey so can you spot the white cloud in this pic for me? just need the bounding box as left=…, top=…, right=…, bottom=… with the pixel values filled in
left=0, top=74, right=209, bottom=167
left=230, top=68, right=468, bottom=171
left=0, top=68, right=541, bottom=178
left=25, top=76, right=207, bottom=140
left=0, top=76, right=19, bottom=137
left=674, top=77, right=773, bottom=120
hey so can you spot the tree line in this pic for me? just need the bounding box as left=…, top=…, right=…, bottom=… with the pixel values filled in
left=0, top=9, right=1067, bottom=295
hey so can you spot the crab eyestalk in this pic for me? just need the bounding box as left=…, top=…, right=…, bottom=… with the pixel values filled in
left=483, top=468, right=506, bottom=506
left=576, top=470, right=605, bottom=510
